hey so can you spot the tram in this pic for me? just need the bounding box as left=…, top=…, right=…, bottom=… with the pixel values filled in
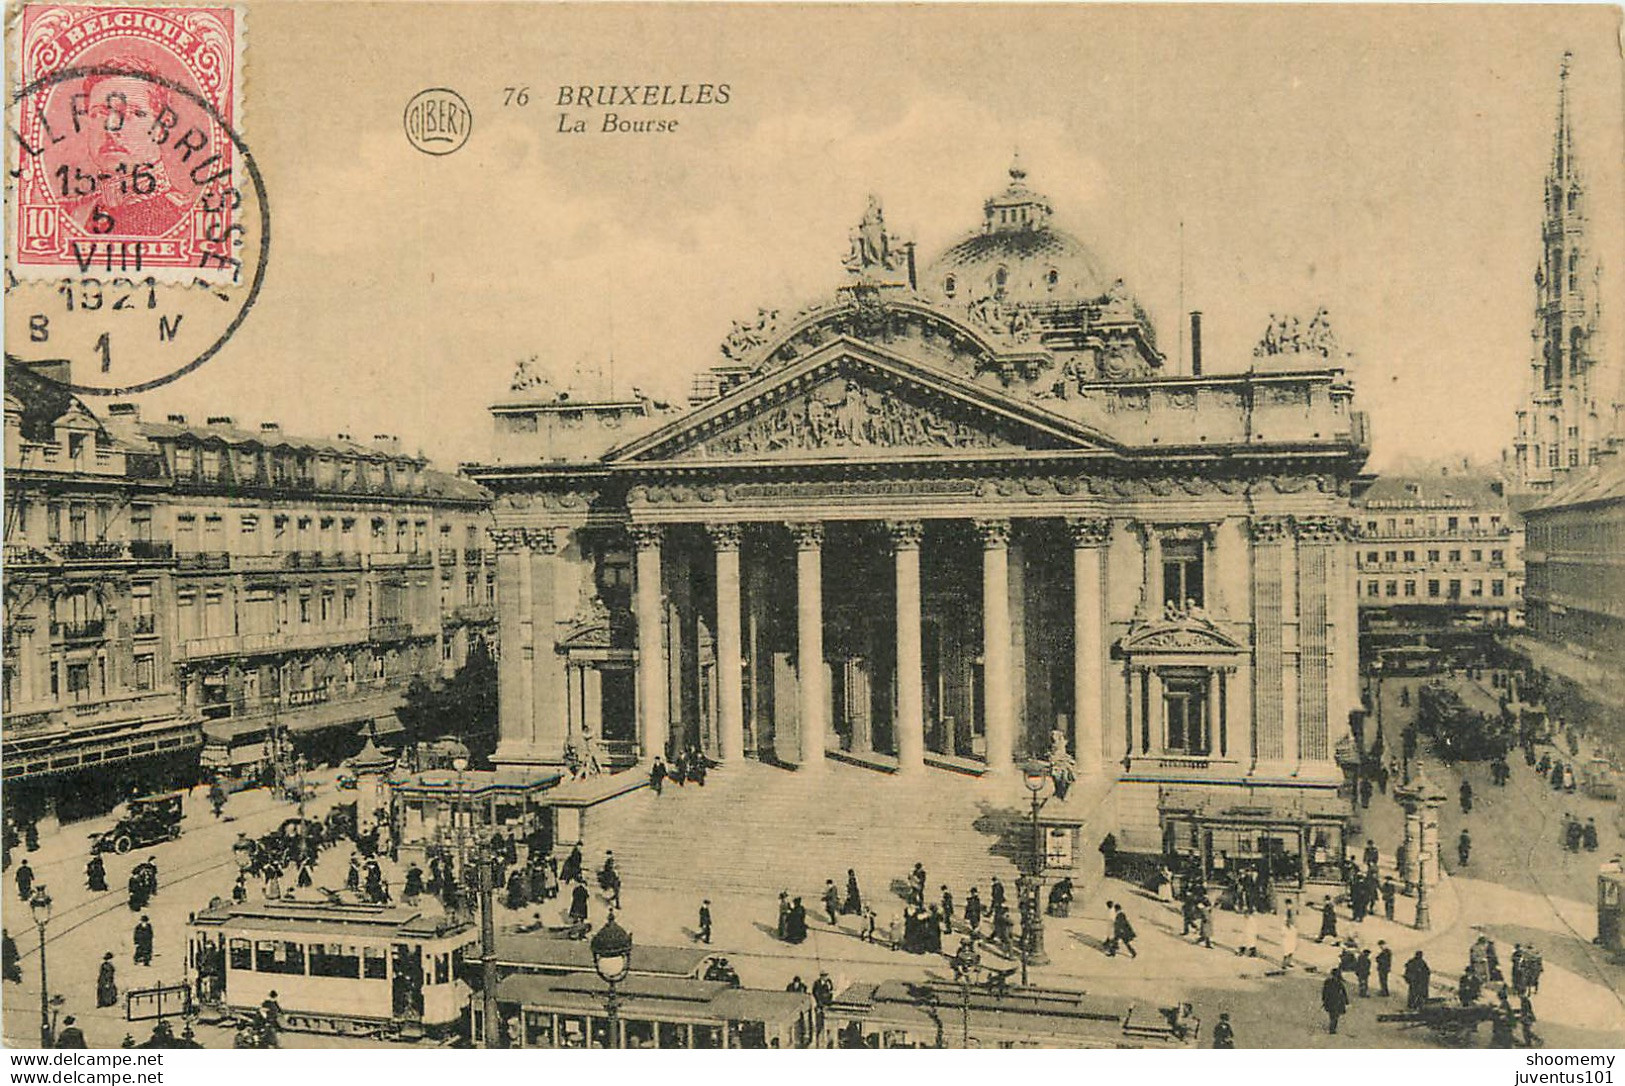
left=189, top=897, right=477, bottom=1039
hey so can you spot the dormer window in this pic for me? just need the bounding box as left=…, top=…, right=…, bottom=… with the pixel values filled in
left=1046, top=268, right=1059, bottom=289
left=994, top=266, right=1008, bottom=292
left=944, top=275, right=957, bottom=298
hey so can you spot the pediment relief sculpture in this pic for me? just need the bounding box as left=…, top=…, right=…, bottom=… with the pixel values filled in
left=1121, top=611, right=1243, bottom=655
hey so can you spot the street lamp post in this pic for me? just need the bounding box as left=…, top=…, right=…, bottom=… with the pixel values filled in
left=590, top=913, right=632, bottom=1049
left=452, top=755, right=469, bottom=921
left=475, top=836, right=499, bottom=1049
left=30, top=887, right=52, bottom=1048
left=1019, top=761, right=1051, bottom=974
left=949, top=937, right=981, bottom=1049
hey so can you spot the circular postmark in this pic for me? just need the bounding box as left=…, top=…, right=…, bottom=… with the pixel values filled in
left=6, top=55, right=270, bottom=396
left=403, top=88, right=472, bottom=156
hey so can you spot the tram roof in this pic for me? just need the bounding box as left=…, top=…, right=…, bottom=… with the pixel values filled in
left=494, top=932, right=714, bottom=978
left=191, top=898, right=474, bottom=939
left=390, top=768, right=562, bottom=798
left=495, top=973, right=813, bottom=1025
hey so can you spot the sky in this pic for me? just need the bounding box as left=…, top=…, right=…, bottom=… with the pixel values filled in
left=18, top=2, right=1624, bottom=474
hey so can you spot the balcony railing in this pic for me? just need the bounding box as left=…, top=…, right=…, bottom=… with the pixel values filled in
left=438, top=547, right=459, bottom=565
left=133, top=613, right=157, bottom=636
left=3, top=545, right=54, bottom=566
left=370, top=619, right=412, bottom=642
left=452, top=603, right=495, bottom=623
left=405, top=551, right=433, bottom=569
left=61, top=541, right=129, bottom=560
left=128, top=540, right=174, bottom=560
left=175, top=551, right=230, bottom=571
left=464, top=549, right=485, bottom=565
left=56, top=619, right=107, bottom=642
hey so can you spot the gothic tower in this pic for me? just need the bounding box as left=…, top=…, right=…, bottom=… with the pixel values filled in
left=1512, top=53, right=1619, bottom=492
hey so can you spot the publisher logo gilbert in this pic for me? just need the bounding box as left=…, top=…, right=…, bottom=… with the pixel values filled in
left=555, top=82, right=731, bottom=135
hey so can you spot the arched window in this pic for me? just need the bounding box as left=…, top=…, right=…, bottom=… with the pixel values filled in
left=1046, top=268, right=1059, bottom=289
left=943, top=274, right=957, bottom=298
left=994, top=266, right=1008, bottom=291
left=1567, top=188, right=1579, bottom=212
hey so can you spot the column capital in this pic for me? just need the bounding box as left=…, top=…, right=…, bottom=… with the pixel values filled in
left=705, top=522, right=743, bottom=551
left=1064, top=516, right=1112, bottom=547
left=629, top=524, right=664, bottom=551
left=787, top=521, right=825, bottom=550
left=490, top=528, right=529, bottom=554
left=886, top=519, right=924, bottom=551
left=1295, top=514, right=1352, bottom=543
left=1248, top=515, right=1293, bottom=544
left=526, top=527, right=559, bottom=555
left=974, top=517, right=1011, bottom=549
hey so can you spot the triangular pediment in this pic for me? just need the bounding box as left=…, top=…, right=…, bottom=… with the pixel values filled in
left=608, top=338, right=1115, bottom=464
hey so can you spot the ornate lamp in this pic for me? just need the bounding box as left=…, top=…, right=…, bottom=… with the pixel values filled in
left=590, top=912, right=633, bottom=1048
left=30, top=888, right=52, bottom=1048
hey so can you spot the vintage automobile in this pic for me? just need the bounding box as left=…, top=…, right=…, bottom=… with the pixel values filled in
left=90, top=791, right=185, bottom=854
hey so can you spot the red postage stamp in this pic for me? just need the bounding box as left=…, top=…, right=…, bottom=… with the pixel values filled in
left=12, top=4, right=242, bottom=278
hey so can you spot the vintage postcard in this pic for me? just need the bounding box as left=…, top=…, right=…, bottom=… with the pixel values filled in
left=3, top=0, right=1623, bottom=1064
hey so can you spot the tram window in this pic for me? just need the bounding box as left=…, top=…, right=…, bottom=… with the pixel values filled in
left=228, top=939, right=252, bottom=971
left=523, top=1013, right=554, bottom=1048
left=255, top=940, right=306, bottom=975
left=362, top=946, right=388, bottom=980
left=309, top=943, right=362, bottom=979
left=694, top=1025, right=724, bottom=1049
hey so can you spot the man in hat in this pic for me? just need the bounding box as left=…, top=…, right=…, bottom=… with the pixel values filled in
left=1321, top=969, right=1350, bottom=1034
left=1375, top=940, right=1394, bottom=997
left=698, top=899, right=712, bottom=944
left=55, top=1016, right=87, bottom=1048
left=133, top=915, right=154, bottom=967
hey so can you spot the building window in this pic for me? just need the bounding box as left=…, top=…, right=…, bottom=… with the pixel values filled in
left=1365, top=521, right=1377, bottom=534
left=943, top=275, right=957, bottom=297
left=1448, top=580, right=1462, bottom=599
left=298, top=592, right=311, bottom=624
left=1404, top=581, right=1417, bottom=597
left=1365, top=551, right=1379, bottom=564
left=1402, top=550, right=1415, bottom=563
left=1448, top=549, right=1461, bottom=563
left=174, top=445, right=194, bottom=476
left=1384, top=550, right=1397, bottom=563
left=1162, top=540, right=1204, bottom=611
left=1491, top=580, right=1505, bottom=597
left=1427, top=580, right=1440, bottom=598
left=1491, top=549, right=1503, bottom=563
left=1470, top=580, right=1483, bottom=598
left=1367, top=582, right=1380, bottom=598
left=1427, top=549, right=1440, bottom=563
left=1161, top=674, right=1210, bottom=755
left=1385, top=581, right=1398, bottom=597
left=66, top=662, right=91, bottom=702
left=1446, top=516, right=1459, bottom=533
left=133, top=654, right=155, bottom=692
left=131, top=505, right=152, bottom=542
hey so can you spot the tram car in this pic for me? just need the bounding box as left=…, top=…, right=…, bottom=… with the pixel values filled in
left=189, top=897, right=477, bottom=1039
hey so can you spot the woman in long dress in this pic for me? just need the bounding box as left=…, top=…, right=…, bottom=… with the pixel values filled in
left=1280, top=910, right=1299, bottom=969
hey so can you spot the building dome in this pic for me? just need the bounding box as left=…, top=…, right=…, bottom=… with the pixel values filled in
left=922, top=160, right=1116, bottom=306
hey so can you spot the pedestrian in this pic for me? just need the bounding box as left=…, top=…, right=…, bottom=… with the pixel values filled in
left=1237, top=904, right=1258, bottom=957
left=777, top=890, right=791, bottom=940
left=1280, top=908, right=1299, bottom=969
left=1404, top=950, right=1431, bottom=1010
left=1381, top=876, right=1397, bottom=922
left=1583, top=818, right=1600, bottom=852
left=1111, top=902, right=1138, bottom=959
left=128, top=869, right=148, bottom=912
left=1376, top=941, right=1393, bottom=996
left=15, top=859, right=33, bottom=902
left=648, top=756, right=666, bottom=796
left=2, top=928, right=20, bottom=983
left=1359, top=774, right=1373, bottom=809
left=259, top=991, right=282, bottom=1048
left=1457, top=829, right=1472, bottom=868
left=569, top=883, right=589, bottom=925
left=1211, top=1012, right=1235, bottom=1049
left=1459, top=966, right=1482, bottom=1006
left=1362, top=839, right=1379, bottom=871
left=964, top=887, right=984, bottom=935
left=823, top=879, right=840, bottom=926
left=1491, top=993, right=1517, bottom=1048
left=133, top=915, right=154, bottom=967
left=1518, top=994, right=1539, bottom=1048
left=209, top=779, right=228, bottom=819
left=55, top=1016, right=87, bottom=1048
left=561, top=844, right=583, bottom=885
left=786, top=898, right=808, bottom=944
left=1317, top=897, right=1338, bottom=943
left=97, top=952, right=119, bottom=1008
left=940, top=885, right=955, bottom=932
left=506, top=868, right=527, bottom=911
left=1321, top=969, right=1350, bottom=1034
left=346, top=854, right=361, bottom=892
left=990, top=876, right=1005, bottom=914
left=1355, top=948, right=1372, bottom=997
left=404, top=863, right=424, bottom=904
left=1460, top=779, right=1473, bottom=815
left=863, top=907, right=877, bottom=944
left=1198, top=899, right=1215, bottom=949
left=844, top=869, right=863, bottom=915
left=297, top=861, right=313, bottom=890
left=786, top=975, right=807, bottom=993
left=812, top=971, right=835, bottom=1009
left=698, top=899, right=712, bottom=944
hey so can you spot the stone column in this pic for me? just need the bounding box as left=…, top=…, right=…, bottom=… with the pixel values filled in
left=1205, top=670, right=1220, bottom=755
left=492, top=529, right=529, bottom=759
left=529, top=528, right=564, bottom=758
left=707, top=523, right=745, bottom=763
left=977, top=518, right=1014, bottom=774
left=1066, top=517, right=1110, bottom=776
left=1137, top=522, right=1165, bottom=618
left=632, top=524, right=668, bottom=762
left=1249, top=516, right=1291, bottom=769
left=583, top=666, right=602, bottom=740
left=1147, top=668, right=1164, bottom=754
left=790, top=522, right=827, bottom=772
left=889, top=519, right=926, bottom=774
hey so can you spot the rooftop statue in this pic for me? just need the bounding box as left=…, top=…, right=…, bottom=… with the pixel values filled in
left=1099, top=278, right=1136, bottom=322
left=1254, top=307, right=1346, bottom=359
left=509, top=354, right=552, bottom=393
left=720, top=307, right=780, bottom=362
left=844, top=195, right=907, bottom=274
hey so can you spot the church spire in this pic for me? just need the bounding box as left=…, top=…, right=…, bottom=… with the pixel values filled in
left=1551, top=52, right=1577, bottom=185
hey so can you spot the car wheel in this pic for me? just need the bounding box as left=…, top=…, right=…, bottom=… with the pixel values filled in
left=114, top=835, right=133, bottom=854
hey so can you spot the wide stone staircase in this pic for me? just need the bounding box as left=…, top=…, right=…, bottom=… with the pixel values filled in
left=580, top=760, right=1033, bottom=904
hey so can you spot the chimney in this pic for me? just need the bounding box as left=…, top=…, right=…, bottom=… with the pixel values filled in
left=337, top=432, right=352, bottom=442
left=106, top=403, right=139, bottom=419
left=1189, top=311, right=1204, bottom=376
left=260, top=421, right=281, bottom=434
left=373, top=433, right=401, bottom=453
left=206, top=415, right=234, bottom=427
left=166, top=413, right=187, bottom=425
